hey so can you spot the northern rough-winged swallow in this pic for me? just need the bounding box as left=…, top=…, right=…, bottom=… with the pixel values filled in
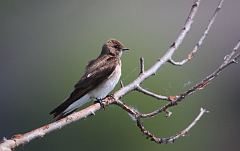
left=50, top=39, right=129, bottom=120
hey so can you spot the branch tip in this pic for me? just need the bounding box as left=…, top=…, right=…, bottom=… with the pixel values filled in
left=140, top=57, right=145, bottom=74
left=135, top=107, right=208, bottom=144
left=169, top=0, right=224, bottom=66
left=232, top=59, right=238, bottom=64
left=164, top=110, right=173, bottom=118
left=120, top=80, right=124, bottom=88
left=200, top=107, right=210, bottom=113
left=1, top=0, right=238, bottom=150
left=136, top=86, right=168, bottom=100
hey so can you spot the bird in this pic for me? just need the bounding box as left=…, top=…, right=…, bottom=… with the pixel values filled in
left=50, top=39, right=129, bottom=120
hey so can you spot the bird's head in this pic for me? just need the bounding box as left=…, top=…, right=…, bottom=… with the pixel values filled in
left=101, top=39, right=129, bottom=57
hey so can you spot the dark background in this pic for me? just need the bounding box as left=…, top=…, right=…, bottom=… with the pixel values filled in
left=1, top=0, right=239, bottom=151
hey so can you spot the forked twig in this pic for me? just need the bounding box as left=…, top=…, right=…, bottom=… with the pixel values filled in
left=2, top=0, right=237, bottom=151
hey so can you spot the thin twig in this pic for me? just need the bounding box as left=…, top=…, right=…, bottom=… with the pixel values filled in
left=169, top=0, right=224, bottom=66
left=136, top=85, right=168, bottom=100
left=114, top=0, right=201, bottom=99
left=140, top=40, right=240, bottom=118
left=1, top=0, right=236, bottom=150
left=166, top=108, right=209, bottom=142
left=140, top=108, right=208, bottom=143
left=140, top=57, right=145, bottom=74
left=120, top=80, right=124, bottom=88
left=136, top=108, right=209, bottom=144
left=0, top=0, right=203, bottom=149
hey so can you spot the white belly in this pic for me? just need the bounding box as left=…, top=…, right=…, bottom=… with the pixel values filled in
left=62, top=64, right=121, bottom=115
left=89, top=64, right=121, bottom=99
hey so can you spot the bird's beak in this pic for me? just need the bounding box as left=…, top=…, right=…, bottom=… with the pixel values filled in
left=122, top=48, right=130, bottom=51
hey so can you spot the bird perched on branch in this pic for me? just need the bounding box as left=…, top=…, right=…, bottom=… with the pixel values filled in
left=50, top=39, right=129, bottom=120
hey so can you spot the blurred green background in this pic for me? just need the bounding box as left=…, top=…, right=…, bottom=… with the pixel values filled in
left=1, top=0, right=240, bottom=150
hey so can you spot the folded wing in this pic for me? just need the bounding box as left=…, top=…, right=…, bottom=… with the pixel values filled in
left=50, top=55, right=119, bottom=119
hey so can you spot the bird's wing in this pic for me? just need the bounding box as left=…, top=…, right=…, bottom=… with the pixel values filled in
left=50, top=55, right=119, bottom=118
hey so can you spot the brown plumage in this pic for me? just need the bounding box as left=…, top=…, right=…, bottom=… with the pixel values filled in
left=50, top=39, right=129, bottom=120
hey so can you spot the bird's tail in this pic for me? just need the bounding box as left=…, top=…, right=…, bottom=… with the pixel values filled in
left=50, top=94, right=90, bottom=120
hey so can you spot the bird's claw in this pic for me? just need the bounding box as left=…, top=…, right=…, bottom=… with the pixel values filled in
left=94, top=98, right=106, bottom=109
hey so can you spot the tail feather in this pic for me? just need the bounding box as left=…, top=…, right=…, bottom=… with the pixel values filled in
left=49, top=102, right=71, bottom=119
left=50, top=94, right=90, bottom=120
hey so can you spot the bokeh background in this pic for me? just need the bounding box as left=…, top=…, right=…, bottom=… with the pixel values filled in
left=1, top=0, right=240, bottom=151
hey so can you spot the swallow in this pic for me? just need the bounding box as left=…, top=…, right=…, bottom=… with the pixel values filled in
left=50, top=39, right=129, bottom=120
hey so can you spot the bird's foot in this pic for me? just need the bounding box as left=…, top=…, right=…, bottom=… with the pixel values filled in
left=94, top=98, right=106, bottom=109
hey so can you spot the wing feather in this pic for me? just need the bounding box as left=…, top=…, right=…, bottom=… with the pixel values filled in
left=50, top=55, right=119, bottom=118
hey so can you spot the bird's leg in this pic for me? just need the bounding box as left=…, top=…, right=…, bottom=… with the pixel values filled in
left=94, top=98, right=106, bottom=109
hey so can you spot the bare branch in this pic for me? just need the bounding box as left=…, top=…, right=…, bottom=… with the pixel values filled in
left=114, top=0, right=201, bottom=99
left=136, top=108, right=209, bottom=144
left=169, top=0, right=224, bottom=66
left=140, top=40, right=240, bottom=118
left=0, top=0, right=204, bottom=149
left=136, top=85, right=168, bottom=100
left=114, top=99, right=173, bottom=119
left=167, top=108, right=209, bottom=142
left=2, top=0, right=237, bottom=150
left=0, top=102, right=105, bottom=151
left=180, top=41, right=240, bottom=98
